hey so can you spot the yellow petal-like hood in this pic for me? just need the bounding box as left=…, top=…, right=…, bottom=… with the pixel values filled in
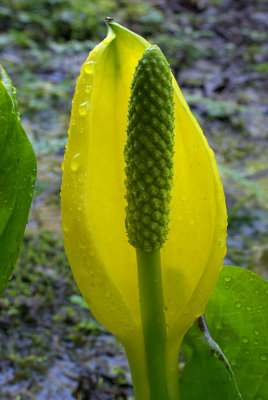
left=61, top=21, right=227, bottom=347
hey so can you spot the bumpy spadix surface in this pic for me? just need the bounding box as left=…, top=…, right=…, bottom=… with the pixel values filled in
left=61, top=22, right=227, bottom=349
left=125, top=46, right=174, bottom=252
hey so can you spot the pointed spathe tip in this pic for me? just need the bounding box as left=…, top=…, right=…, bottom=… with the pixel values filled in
left=105, top=16, right=114, bottom=22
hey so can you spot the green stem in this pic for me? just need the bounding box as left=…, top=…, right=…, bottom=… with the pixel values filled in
left=123, top=331, right=181, bottom=400
left=136, top=248, right=170, bottom=400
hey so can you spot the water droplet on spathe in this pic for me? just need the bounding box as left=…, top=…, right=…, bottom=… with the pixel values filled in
left=219, top=238, right=225, bottom=248
left=84, top=61, right=95, bottom=74
left=235, top=302, right=241, bottom=309
left=260, top=354, right=268, bottom=361
left=78, top=101, right=89, bottom=117
left=70, top=153, right=81, bottom=172
left=242, top=336, right=248, bottom=344
left=254, top=330, right=260, bottom=336
left=85, top=85, right=92, bottom=94
left=225, top=276, right=231, bottom=282
left=62, top=223, right=69, bottom=233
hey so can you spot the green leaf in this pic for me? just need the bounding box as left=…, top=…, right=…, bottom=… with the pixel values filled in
left=0, top=65, right=19, bottom=117
left=181, top=266, right=268, bottom=400
left=181, top=316, right=242, bottom=400
left=0, top=67, right=37, bottom=296
left=205, top=266, right=268, bottom=400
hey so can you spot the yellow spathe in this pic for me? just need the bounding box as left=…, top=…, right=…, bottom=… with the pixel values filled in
left=61, top=20, right=227, bottom=355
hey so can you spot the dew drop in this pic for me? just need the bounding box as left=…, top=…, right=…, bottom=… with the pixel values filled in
left=62, top=223, right=69, bottom=233
left=78, top=101, right=89, bottom=117
left=254, top=340, right=259, bottom=346
left=254, top=330, right=260, bottom=336
left=235, top=302, right=241, bottom=309
left=254, top=289, right=259, bottom=295
left=246, top=305, right=252, bottom=311
left=230, top=359, right=237, bottom=367
left=219, top=238, right=225, bottom=248
left=84, top=61, right=95, bottom=74
left=215, top=321, right=223, bottom=330
left=242, top=336, right=248, bottom=344
left=70, top=153, right=81, bottom=172
left=260, top=354, right=268, bottom=361
left=225, top=276, right=231, bottom=282
left=85, top=85, right=92, bottom=94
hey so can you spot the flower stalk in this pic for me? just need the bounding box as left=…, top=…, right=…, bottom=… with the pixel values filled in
left=136, top=249, right=170, bottom=399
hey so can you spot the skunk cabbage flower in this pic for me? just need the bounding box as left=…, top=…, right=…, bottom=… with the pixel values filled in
left=61, top=21, right=227, bottom=399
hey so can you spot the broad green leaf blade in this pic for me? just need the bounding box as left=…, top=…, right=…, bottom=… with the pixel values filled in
left=0, top=69, right=37, bottom=296
left=0, top=65, right=19, bottom=117
left=181, top=316, right=242, bottom=400
left=206, top=266, right=268, bottom=400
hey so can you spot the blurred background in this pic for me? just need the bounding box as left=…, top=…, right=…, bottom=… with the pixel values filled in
left=0, top=0, right=267, bottom=398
